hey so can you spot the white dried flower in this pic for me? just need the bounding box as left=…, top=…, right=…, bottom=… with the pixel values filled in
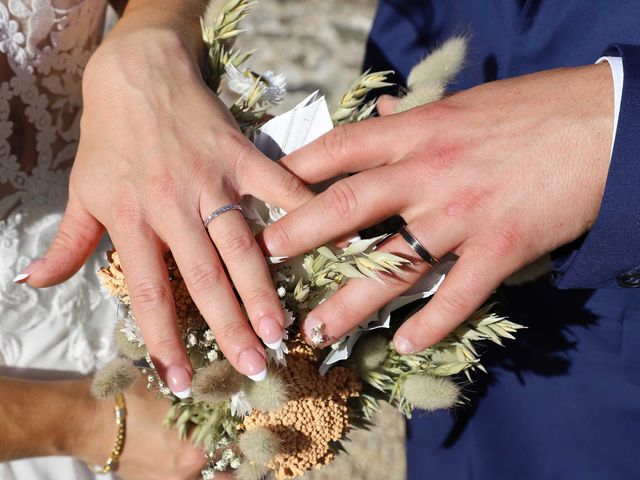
left=202, top=467, right=216, bottom=480
left=225, top=64, right=286, bottom=105
left=276, top=286, right=286, bottom=298
left=231, top=390, right=253, bottom=417
left=204, top=329, right=215, bottom=342
left=266, top=202, right=287, bottom=223
left=266, top=339, right=289, bottom=367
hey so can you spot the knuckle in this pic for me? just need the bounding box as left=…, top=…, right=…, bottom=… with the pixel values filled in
left=112, top=193, right=145, bottom=229
left=322, top=126, right=349, bottom=166
left=486, top=223, right=524, bottom=259
left=279, top=170, right=308, bottom=203
left=52, top=217, right=91, bottom=252
left=231, top=135, right=259, bottom=186
left=324, top=181, right=359, bottom=222
left=185, top=261, right=225, bottom=292
left=149, top=168, right=179, bottom=203
left=444, top=186, right=488, bottom=219
left=244, top=288, right=276, bottom=310
left=131, top=282, right=172, bottom=313
left=145, top=337, right=182, bottom=366
left=267, top=223, right=293, bottom=252
left=220, top=230, right=255, bottom=257
left=216, top=321, right=249, bottom=346
left=413, top=312, right=446, bottom=344
left=436, top=286, right=468, bottom=318
left=415, top=101, right=457, bottom=124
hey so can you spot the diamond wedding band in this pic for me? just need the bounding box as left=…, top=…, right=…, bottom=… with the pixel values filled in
left=202, top=203, right=243, bottom=228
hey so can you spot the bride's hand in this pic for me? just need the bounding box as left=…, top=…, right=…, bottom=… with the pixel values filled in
left=21, top=4, right=313, bottom=393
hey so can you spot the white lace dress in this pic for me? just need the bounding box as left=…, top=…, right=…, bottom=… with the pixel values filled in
left=0, top=1, right=118, bottom=478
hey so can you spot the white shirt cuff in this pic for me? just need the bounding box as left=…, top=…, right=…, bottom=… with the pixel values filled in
left=597, top=56, right=624, bottom=156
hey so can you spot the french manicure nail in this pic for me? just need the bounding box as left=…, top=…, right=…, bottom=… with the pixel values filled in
left=13, top=273, right=29, bottom=284
left=394, top=336, right=415, bottom=355
left=259, top=316, right=284, bottom=348
left=166, top=366, right=192, bottom=398
left=238, top=349, right=267, bottom=382
left=13, top=258, right=46, bottom=284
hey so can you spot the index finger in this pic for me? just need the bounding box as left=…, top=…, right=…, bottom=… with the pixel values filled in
left=261, top=164, right=407, bottom=257
left=279, top=114, right=411, bottom=184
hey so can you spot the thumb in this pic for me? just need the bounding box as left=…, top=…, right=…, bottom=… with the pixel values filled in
left=376, top=95, right=399, bottom=116
left=20, top=194, right=104, bottom=287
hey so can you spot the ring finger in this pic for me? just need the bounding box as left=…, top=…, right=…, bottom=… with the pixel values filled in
left=203, top=197, right=287, bottom=350
left=301, top=218, right=465, bottom=347
left=165, top=212, right=268, bottom=382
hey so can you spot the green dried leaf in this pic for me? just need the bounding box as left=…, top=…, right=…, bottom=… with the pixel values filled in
left=317, top=246, right=338, bottom=260
left=343, top=235, right=388, bottom=256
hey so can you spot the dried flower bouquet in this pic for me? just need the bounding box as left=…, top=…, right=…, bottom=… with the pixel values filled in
left=94, top=2, right=523, bottom=479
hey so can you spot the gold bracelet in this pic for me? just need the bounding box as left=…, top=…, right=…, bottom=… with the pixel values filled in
left=90, top=393, right=127, bottom=475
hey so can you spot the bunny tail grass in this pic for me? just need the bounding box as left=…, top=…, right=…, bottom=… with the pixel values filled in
left=192, top=359, right=245, bottom=404
left=234, top=461, right=269, bottom=480
left=91, top=358, right=138, bottom=399
left=396, top=81, right=446, bottom=113
left=407, top=36, right=469, bottom=88
left=401, top=373, right=461, bottom=411
left=245, top=371, right=289, bottom=412
left=238, top=427, right=281, bottom=465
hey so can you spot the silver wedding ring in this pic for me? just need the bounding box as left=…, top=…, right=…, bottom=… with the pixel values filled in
left=398, top=225, right=438, bottom=266
left=203, top=203, right=243, bottom=228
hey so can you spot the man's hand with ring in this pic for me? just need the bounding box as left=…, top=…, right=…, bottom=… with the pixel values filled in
left=262, top=64, right=614, bottom=354
left=18, top=4, right=313, bottom=395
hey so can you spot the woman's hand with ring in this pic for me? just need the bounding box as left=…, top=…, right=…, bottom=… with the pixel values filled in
left=22, top=7, right=313, bottom=393
left=261, top=64, right=614, bottom=354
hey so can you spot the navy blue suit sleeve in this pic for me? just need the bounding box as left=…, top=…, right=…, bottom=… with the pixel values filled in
left=553, top=44, right=640, bottom=289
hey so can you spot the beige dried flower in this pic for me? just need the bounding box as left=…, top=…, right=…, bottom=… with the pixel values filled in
left=91, top=358, right=138, bottom=399
left=402, top=373, right=461, bottom=411
left=98, top=251, right=129, bottom=305
left=407, top=36, right=468, bottom=88
left=396, top=81, right=446, bottom=113
left=192, top=359, right=246, bottom=405
left=352, top=334, right=389, bottom=372
left=238, top=427, right=281, bottom=465
left=234, top=461, right=269, bottom=480
left=245, top=371, right=289, bottom=412
left=243, top=341, right=361, bottom=480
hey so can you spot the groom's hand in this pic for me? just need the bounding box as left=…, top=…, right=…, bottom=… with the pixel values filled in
left=262, top=64, right=614, bottom=353
left=20, top=3, right=313, bottom=393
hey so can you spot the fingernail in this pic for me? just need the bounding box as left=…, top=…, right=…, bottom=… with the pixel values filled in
left=13, top=258, right=46, bottom=284
left=166, top=366, right=192, bottom=398
left=267, top=255, right=290, bottom=265
left=303, top=315, right=328, bottom=347
left=394, top=336, right=415, bottom=355
left=348, top=235, right=362, bottom=243
left=238, top=349, right=267, bottom=382
left=259, top=316, right=284, bottom=348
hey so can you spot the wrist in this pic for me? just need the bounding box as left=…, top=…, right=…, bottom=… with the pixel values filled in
left=84, top=26, right=203, bottom=101
left=59, top=381, right=114, bottom=464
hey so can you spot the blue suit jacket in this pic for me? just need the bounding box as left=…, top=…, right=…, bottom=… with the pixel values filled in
left=364, top=1, right=640, bottom=478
